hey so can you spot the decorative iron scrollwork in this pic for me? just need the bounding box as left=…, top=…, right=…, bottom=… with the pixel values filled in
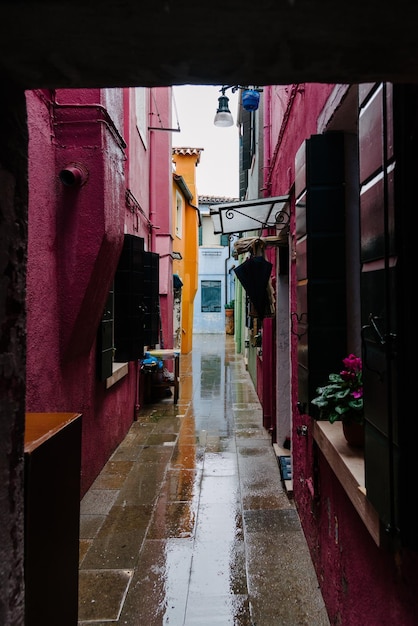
left=291, top=311, right=307, bottom=339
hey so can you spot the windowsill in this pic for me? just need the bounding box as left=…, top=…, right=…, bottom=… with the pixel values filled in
left=313, top=420, right=381, bottom=547
left=106, top=362, right=129, bottom=389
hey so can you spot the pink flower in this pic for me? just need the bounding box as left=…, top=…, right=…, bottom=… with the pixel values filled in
left=340, top=369, right=356, bottom=382
left=311, top=353, right=364, bottom=424
left=342, top=354, right=362, bottom=372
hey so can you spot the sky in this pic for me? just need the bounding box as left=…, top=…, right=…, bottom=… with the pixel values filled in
left=172, top=85, right=240, bottom=200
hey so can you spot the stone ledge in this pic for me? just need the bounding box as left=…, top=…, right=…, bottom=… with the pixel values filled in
left=313, top=420, right=381, bottom=547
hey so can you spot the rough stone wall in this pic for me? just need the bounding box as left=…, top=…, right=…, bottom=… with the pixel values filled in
left=0, top=86, right=27, bottom=626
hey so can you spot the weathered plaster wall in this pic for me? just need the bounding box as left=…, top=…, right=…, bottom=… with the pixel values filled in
left=149, top=87, right=174, bottom=349
left=172, top=151, right=200, bottom=354
left=0, top=86, right=26, bottom=626
left=25, top=89, right=136, bottom=495
left=125, top=87, right=151, bottom=244
left=265, top=82, right=418, bottom=625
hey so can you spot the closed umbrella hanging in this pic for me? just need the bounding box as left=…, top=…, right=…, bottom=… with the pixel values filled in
left=234, top=255, right=273, bottom=319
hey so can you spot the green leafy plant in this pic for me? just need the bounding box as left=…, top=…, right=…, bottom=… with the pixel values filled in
left=311, top=354, right=363, bottom=424
left=224, top=300, right=235, bottom=309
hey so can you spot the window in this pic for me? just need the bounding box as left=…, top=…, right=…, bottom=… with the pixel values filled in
left=201, top=280, right=221, bottom=312
left=135, top=87, right=147, bottom=147
left=176, top=190, right=183, bottom=238
left=97, top=235, right=160, bottom=383
left=97, top=283, right=115, bottom=381
left=97, top=278, right=130, bottom=389
left=200, top=213, right=224, bottom=246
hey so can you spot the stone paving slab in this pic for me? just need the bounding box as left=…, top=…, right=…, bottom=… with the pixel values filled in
left=78, top=334, right=330, bottom=625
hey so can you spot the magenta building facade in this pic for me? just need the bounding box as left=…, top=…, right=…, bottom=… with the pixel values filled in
left=25, top=86, right=173, bottom=496
left=262, top=82, right=418, bottom=624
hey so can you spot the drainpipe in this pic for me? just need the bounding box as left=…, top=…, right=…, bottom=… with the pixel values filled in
left=263, top=85, right=272, bottom=196
left=225, top=254, right=229, bottom=306
left=265, top=84, right=301, bottom=195
left=135, top=360, right=141, bottom=420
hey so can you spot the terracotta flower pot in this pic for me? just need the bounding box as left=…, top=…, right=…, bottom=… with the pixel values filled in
left=225, top=308, right=234, bottom=335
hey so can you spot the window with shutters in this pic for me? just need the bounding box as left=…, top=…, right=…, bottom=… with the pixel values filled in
left=220, top=233, right=229, bottom=247
left=201, top=280, right=221, bottom=312
left=113, top=234, right=146, bottom=362
left=302, top=84, right=418, bottom=551
left=97, top=235, right=161, bottom=386
left=143, top=251, right=160, bottom=347
left=295, top=131, right=384, bottom=542
left=97, top=283, right=115, bottom=381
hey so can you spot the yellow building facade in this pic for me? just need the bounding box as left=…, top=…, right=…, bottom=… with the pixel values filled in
left=172, top=147, right=202, bottom=354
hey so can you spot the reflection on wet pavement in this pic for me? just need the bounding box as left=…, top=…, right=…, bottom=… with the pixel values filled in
left=78, top=334, right=330, bottom=625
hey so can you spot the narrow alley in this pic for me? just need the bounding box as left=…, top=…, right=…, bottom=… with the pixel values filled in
left=78, top=334, right=329, bottom=625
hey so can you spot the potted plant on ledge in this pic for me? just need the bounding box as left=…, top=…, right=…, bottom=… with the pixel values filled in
left=311, top=354, right=364, bottom=447
left=224, top=300, right=235, bottom=335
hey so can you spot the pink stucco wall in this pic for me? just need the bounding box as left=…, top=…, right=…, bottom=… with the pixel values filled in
left=149, top=87, right=174, bottom=350
left=124, top=87, right=152, bottom=245
left=26, top=89, right=137, bottom=495
left=123, top=86, right=174, bottom=350
left=264, top=83, right=418, bottom=625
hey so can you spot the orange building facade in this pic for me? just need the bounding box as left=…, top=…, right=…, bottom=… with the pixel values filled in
left=172, top=147, right=202, bottom=354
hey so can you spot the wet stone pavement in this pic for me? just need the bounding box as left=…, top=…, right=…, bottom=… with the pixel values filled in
left=78, top=334, right=330, bottom=625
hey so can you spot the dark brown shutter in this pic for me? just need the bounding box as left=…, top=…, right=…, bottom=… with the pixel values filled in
left=143, top=251, right=160, bottom=347
left=359, top=83, right=418, bottom=549
left=358, top=83, right=398, bottom=542
left=114, top=234, right=145, bottom=361
left=295, top=132, right=347, bottom=410
left=394, top=85, right=418, bottom=549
